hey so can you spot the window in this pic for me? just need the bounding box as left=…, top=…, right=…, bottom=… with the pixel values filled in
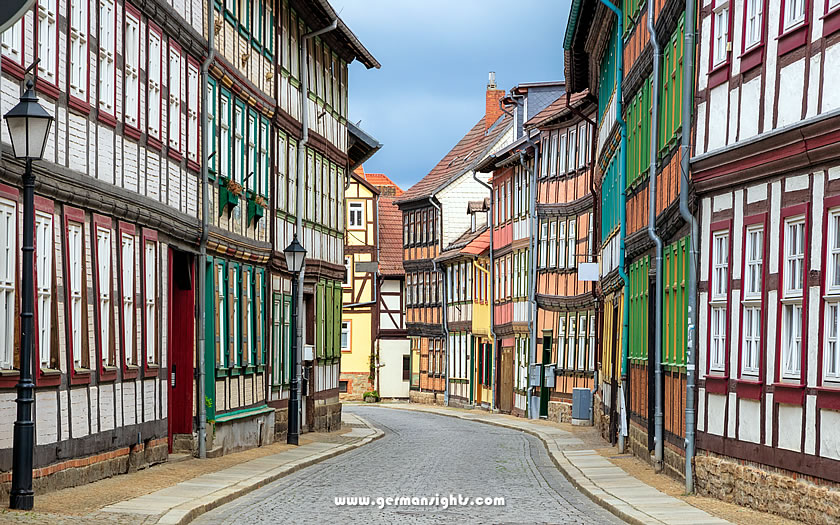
left=343, top=256, right=351, bottom=287
left=558, top=133, right=567, bottom=174
left=69, top=0, right=88, bottom=101
left=577, top=314, right=587, bottom=369
left=744, top=0, right=763, bottom=49
left=825, top=209, right=840, bottom=381
left=121, top=232, right=135, bottom=366
left=36, top=211, right=53, bottom=369
left=742, top=307, right=761, bottom=374
left=124, top=9, right=141, bottom=128
left=579, top=125, right=588, bottom=168
left=558, top=220, right=567, bottom=268
left=187, top=62, right=200, bottom=163
left=220, top=92, right=231, bottom=180
left=67, top=220, right=85, bottom=370
left=548, top=221, right=557, bottom=268
left=709, top=231, right=729, bottom=371
left=539, top=221, right=548, bottom=268
left=782, top=217, right=805, bottom=380
left=216, top=262, right=227, bottom=367
left=168, top=45, right=183, bottom=152
left=783, top=0, right=806, bottom=31
left=349, top=202, right=363, bottom=228
left=567, top=314, right=576, bottom=369
left=38, top=0, right=58, bottom=86
left=231, top=266, right=240, bottom=367
left=144, top=237, right=158, bottom=365
left=567, top=219, right=577, bottom=268
left=826, top=304, right=840, bottom=380
left=713, top=1, right=729, bottom=67
left=0, top=199, right=15, bottom=369
left=99, top=0, right=116, bottom=115
left=588, top=315, right=596, bottom=370
left=556, top=316, right=566, bottom=367
left=403, top=215, right=409, bottom=246
left=96, top=225, right=114, bottom=368
left=277, top=133, right=287, bottom=210
left=568, top=129, right=577, bottom=171
left=549, top=132, right=558, bottom=176
left=742, top=224, right=763, bottom=376
left=148, top=27, right=162, bottom=140
left=259, top=119, right=269, bottom=195
left=235, top=104, right=246, bottom=183
left=244, top=270, right=253, bottom=366
left=288, top=140, right=297, bottom=216
left=744, top=226, right=763, bottom=298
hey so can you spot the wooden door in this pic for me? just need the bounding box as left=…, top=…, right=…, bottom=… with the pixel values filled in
left=499, top=346, right=513, bottom=413
left=168, top=249, right=195, bottom=451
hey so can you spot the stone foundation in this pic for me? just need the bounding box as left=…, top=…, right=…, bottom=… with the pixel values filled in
left=627, top=419, right=685, bottom=481
left=210, top=410, right=275, bottom=456
left=548, top=400, right=572, bottom=423
left=274, top=407, right=288, bottom=440
left=409, top=390, right=437, bottom=405
left=339, top=372, right=374, bottom=401
left=0, top=438, right=168, bottom=499
left=594, top=393, right=611, bottom=440
left=311, top=396, right=342, bottom=432
left=695, top=453, right=840, bottom=525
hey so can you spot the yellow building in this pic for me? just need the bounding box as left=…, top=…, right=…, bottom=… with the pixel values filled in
left=466, top=231, right=493, bottom=409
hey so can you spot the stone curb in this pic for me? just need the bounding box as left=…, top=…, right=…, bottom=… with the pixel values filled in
left=155, top=416, right=385, bottom=525
left=374, top=404, right=721, bottom=525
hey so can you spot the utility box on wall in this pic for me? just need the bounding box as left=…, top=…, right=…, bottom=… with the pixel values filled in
left=572, top=387, right=592, bottom=425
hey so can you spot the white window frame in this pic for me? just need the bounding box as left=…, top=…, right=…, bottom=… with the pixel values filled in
left=744, top=0, right=763, bottom=49
left=782, top=303, right=803, bottom=379
left=235, top=105, right=245, bottom=183
left=147, top=27, right=163, bottom=140
left=549, top=132, right=558, bottom=177
left=38, top=0, right=58, bottom=85
left=577, top=314, right=587, bottom=370
left=709, top=231, right=729, bottom=372
left=713, top=1, right=730, bottom=67
left=247, top=112, right=257, bottom=191
left=343, top=256, right=351, bottom=287
left=742, top=306, right=761, bottom=375
left=556, top=316, right=566, bottom=368
left=784, top=0, right=806, bottom=31
left=578, top=124, right=587, bottom=169
left=124, top=10, right=141, bottom=128
left=558, top=133, right=567, bottom=174
left=220, top=94, right=230, bottom=180
left=744, top=226, right=763, bottom=299
left=96, top=226, right=112, bottom=367
left=144, top=240, right=157, bottom=364
left=259, top=120, right=269, bottom=195
left=99, top=0, right=116, bottom=114
left=68, top=222, right=84, bottom=369
left=0, top=199, right=16, bottom=369
left=567, top=314, right=576, bottom=369
left=36, top=212, right=53, bottom=369
left=349, top=202, right=364, bottom=229
left=217, top=264, right=227, bottom=367
left=784, top=217, right=805, bottom=298
left=568, top=129, right=577, bottom=171
left=187, top=63, right=200, bottom=162
left=539, top=221, right=548, bottom=268
left=168, top=46, right=183, bottom=152
left=69, top=0, right=88, bottom=101
left=588, top=314, right=596, bottom=371
left=558, top=220, right=567, bottom=268
left=244, top=270, right=253, bottom=366
left=712, top=231, right=729, bottom=301
left=341, top=321, right=350, bottom=351
left=567, top=219, right=577, bottom=269
left=121, top=233, right=135, bottom=366
left=825, top=303, right=840, bottom=381
left=548, top=221, right=557, bottom=268
left=824, top=209, right=840, bottom=382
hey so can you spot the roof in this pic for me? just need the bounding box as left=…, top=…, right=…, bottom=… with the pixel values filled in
left=467, top=199, right=490, bottom=213
left=436, top=225, right=488, bottom=263
left=294, top=0, right=381, bottom=69
left=349, top=172, right=380, bottom=196
left=363, top=173, right=403, bottom=197
left=348, top=122, right=382, bottom=172
left=396, top=113, right=513, bottom=205
left=377, top=197, right=404, bottom=276
left=524, top=90, right=592, bottom=130
left=461, top=230, right=490, bottom=256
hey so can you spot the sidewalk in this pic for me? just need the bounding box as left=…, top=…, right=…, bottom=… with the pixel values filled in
left=0, top=412, right=382, bottom=525
left=377, top=403, right=797, bottom=525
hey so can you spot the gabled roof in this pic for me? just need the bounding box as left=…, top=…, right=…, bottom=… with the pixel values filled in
left=396, top=114, right=513, bottom=206
left=436, top=225, right=488, bottom=263
left=348, top=122, right=382, bottom=172
left=378, top=197, right=404, bottom=276
left=524, top=90, right=592, bottom=130
left=461, top=230, right=490, bottom=256
left=292, top=0, right=380, bottom=69
left=349, top=171, right=380, bottom=196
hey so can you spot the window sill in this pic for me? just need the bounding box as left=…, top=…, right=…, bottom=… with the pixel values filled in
left=68, top=96, right=91, bottom=116
left=735, top=377, right=763, bottom=399
left=704, top=373, right=729, bottom=394
left=772, top=382, right=805, bottom=405
left=144, top=362, right=160, bottom=375
left=98, top=111, right=117, bottom=128
left=167, top=148, right=183, bottom=163
left=37, top=80, right=61, bottom=101
left=708, top=60, right=731, bottom=90
left=36, top=368, right=62, bottom=387
left=739, top=43, right=764, bottom=74
left=0, top=369, right=20, bottom=388
left=99, top=365, right=118, bottom=382
left=2, top=57, right=25, bottom=80
left=123, top=365, right=139, bottom=380
left=147, top=136, right=163, bottom=152
left=187, top=159, right=201, bottom=173
left=777, top=23, right=808, bottom=57
left=70, top=368, right=92, bottom=385
left=124, top=124, right=142, bottom=142
left=823, top=8, right=840, bottom=37
left=816, top=386, right=840, bottom=410
left=216, top=367, right=230, bottom=378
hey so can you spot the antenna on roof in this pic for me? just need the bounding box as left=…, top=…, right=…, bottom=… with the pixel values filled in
left=487, top=71, right=496, bottom=89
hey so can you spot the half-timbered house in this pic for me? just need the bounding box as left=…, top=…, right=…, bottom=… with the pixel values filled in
left=691, top=0, right=840, bottom=519
left=0, top=0, right=205, bottom=491
left=397, top=73, right=513, bottom=406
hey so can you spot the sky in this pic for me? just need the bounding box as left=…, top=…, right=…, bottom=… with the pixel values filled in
left=330, top=0, right=572, bottom=191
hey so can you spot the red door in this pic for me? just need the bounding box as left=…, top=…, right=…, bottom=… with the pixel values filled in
left=168, top=249, right=195, bottom=451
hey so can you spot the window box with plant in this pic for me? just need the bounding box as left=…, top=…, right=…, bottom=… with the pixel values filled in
left=247, top=191, right=266, bottom=226
left=219, top=176, right=243, bottom=216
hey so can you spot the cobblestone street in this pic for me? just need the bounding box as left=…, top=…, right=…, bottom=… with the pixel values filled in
left=194, top=406, right=624, bottom=524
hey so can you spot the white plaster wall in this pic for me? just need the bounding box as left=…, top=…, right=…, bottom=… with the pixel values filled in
left=70, top=387, right=89, bottom=438
left=727, top=392, right=737, bottom=437
left=740, top=77, right=760, bottom=140
left=728, top=89, right=739, bottom=146
left=707, top=85, right=729, bottom=152
left=738, top=398, right=761, bottom=444
left=777, top=404, right=802, bottom=452
left=698, top=388, right=706, bottom=432
left=820, top=409, right=840, bottom=460
left=805, top=394, right=817, bottom=455
left=695, top=101, right=707, bottom=155
left=706, top=394, right=726, bottom=436
left=35, top=391, right=58, bottom=445
left=824, top=43, right=840, bottom=112
left=777, top=60, right=805, bottom=128
left=769, top=181, right=782, bottom=274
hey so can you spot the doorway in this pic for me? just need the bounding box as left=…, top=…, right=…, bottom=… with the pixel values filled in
left=168, top=249, right=195, bottom=452
left=499, top=345, right=513, bottom=413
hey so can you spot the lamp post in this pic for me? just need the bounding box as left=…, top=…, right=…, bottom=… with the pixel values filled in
left=4, top=79, right=54, bottom=510
left=283, top=235, right=306, bottom=445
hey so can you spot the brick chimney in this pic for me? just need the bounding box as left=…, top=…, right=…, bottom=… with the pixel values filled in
left=485, top=71, right=506, bottom=131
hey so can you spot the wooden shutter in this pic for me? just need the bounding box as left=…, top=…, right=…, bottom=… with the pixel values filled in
left=228, top=264, right=236, bottom=366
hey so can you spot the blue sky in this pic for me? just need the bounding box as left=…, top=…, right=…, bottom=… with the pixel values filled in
left=330, top=0, right=572, bottom=190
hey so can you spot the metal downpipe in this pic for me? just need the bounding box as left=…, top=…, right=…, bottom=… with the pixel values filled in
left=647, top=0, right=665, bottom=473
left=197, top=0, right=215, bottom=460
left=680, top=0, right=700, bottom=494
left=598, top=0, right=630, bottom=453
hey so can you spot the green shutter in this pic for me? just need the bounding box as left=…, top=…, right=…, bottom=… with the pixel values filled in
left=283, top=294, right=292, bottom=383
left=333, top=284, right=342, bottom=359
left=206, top=257, right=216, bottom=421
left=316, top=280, right=325, bottom=359
left=325, top=281, right=334, bottom=359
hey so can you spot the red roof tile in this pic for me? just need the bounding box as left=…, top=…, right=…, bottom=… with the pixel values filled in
left=396, top=114, right=513, bottom=205
left=364, top=173, right=404, bottom=196
left=461, top=230, right=490, bottom=255
left=378, top=197, right=404, bottom=276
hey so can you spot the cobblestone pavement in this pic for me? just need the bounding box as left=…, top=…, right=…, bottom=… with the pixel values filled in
left=195, top=406, right=625, bottom=524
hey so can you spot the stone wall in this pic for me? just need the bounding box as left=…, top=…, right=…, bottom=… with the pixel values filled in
left=211, top=411, right=275, bottom=456
left=628, top=419, right=685, bottom=481
left=409, top=390, right=436, bottom=405
left=0, top=439, right=167, bottom=499
left=340, top=372, right=374, bottom=402
left=695, top=453, right=840, bottom=525
left=274, top=407, right=289, bottom=440
left=311, top=397, right=342, bottom=433
left=548, top=400, right=572, bottom=423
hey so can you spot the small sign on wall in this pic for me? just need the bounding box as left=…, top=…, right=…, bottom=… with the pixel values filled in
left=355, top=261, right=379, bottom=273
left=578, top=262, right=599, bottom=282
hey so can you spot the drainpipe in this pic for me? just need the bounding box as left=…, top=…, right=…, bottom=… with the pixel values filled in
left=566, top=93, right=600, bottom=423
left=681, top=0, right=699, bottom=494
left=647, top=0, right=665, bottom=473
left=472, top=171, right=496, bottom=410
left=197, top=0, right=215, bottom=460
left=293, top=19, right=337, bottom=436
left=597, top=0, right=630, bottom=453
left=429, top=197, right=449, bottom=406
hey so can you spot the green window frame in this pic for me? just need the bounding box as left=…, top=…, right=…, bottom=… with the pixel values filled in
left=325, top=281, right=334, bottom=358
left=659, top=15, right=685, bottom=153
left=219, top=88, right=232, bottom=181
left=246, top=108, right=258, bottom=193
left=229, top=261, right=241, bottom=368
left=333, top=283, right=341, bottom=359
left=629, top=257, right=650, bottom=360
left=214, top=259, right=229, bottom=368
left=207, top=78, right=218, bottom=179
left=662, top=236, right=689, bottom=367
left=264, top=1, right=274, bottom=58
left=316, top=280, right=325, bottom=359
left=256, top=268, right=265, bottom=366
left=234, top=99, right=247, bottom=184
left=259, top=117, right=270, bottom=197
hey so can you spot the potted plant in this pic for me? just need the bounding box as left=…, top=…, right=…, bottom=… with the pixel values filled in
left=363, top=390, right=380, bottom=403
left=218, top=176, right=243, bottom=216
left=247, top=192, right=266, bottom=226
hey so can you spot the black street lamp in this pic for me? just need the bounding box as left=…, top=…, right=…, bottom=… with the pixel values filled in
left=4, top=79, right=54, bottom=510
left=283, top=235, right=306, bottom=446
